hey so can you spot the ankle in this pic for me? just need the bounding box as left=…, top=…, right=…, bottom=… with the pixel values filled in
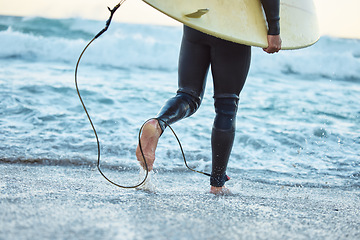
left=145, top=119, right=162, bottom=136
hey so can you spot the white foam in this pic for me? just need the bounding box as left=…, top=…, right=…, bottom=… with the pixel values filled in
left=1, top=17, right=359, bottom=79
left=136, top=167, right=157, bottom=193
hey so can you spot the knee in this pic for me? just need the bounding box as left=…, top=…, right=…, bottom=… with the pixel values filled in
left=175, top=92, right=201, bottom=115
left=157, top=92, right=201, bottom=126
left=213, top=97, right=239, bottom=131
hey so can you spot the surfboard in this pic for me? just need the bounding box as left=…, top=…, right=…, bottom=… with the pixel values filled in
left=142, top=0, right=320, bottom=50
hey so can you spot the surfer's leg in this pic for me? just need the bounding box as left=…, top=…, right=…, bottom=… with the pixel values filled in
left=156, top=25, right=211, bottom=131
left=210, top=97, right=238, bottom=188
left=209, top=40, right=251, bottom=193
left=136, top=26, right=211, bottom=170
left=211, top=40, right=251, bottom=99
left=136, top=92, right=202, bottom=171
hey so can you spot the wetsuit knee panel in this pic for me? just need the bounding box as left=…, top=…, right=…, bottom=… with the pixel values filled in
left=213, top=98, right=239, bottom=131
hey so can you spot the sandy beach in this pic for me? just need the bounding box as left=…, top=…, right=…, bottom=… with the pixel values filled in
left=1, top=163, right=359, bottom=240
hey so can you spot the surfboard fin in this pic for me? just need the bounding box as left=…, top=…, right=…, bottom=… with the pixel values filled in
left=185, top=9, right=209, bottom=18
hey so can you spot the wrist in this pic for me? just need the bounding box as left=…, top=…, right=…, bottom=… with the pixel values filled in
left=267, top=21, right=280, bottom=35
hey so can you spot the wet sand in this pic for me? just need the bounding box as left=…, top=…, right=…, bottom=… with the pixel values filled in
left=1, top=163, right=359, bottom=240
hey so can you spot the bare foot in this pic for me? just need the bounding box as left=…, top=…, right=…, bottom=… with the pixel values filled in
left=136, top=119, right=162, bottom=171
left=210, top=186, right=232, bottom=195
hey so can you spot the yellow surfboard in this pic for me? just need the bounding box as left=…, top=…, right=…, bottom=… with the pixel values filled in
left=142, top=0, right=320, bottom=50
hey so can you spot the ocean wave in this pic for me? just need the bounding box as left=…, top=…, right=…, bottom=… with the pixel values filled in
left=1, top=15, right=360, bottom=80
left=251, top=37, right=360, bottom=82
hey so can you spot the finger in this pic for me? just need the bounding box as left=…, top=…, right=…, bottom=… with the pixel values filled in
left=264, top=46, right=280, bottom=54
left=263, top=47, right=274, bottom=54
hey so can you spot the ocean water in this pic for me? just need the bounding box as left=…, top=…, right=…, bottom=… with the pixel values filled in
left=0, top=15, right=359, bottom=189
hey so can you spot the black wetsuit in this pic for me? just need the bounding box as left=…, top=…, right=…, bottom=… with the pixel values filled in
left=156, top=0, right=280, bottom=187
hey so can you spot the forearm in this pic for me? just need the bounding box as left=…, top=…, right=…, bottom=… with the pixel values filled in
left=260, top=0, right=280, bottom=35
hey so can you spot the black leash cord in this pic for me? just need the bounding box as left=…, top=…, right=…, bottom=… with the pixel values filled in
left=75, top=0, right=210, bottom=189
left=75, top=0, right=148, bottom=189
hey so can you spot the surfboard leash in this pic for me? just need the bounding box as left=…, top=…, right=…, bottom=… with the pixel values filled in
left=75, top=0, right=211, bottom=189
left=75, top=0, right=148, bottom=189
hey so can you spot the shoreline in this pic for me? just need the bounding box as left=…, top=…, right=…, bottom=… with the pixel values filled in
left=1, top=163, right=359, bottom=240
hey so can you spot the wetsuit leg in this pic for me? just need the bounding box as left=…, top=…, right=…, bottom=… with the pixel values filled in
left=156, top=92, right=201, bottom=131
left=210, top=36, right=251, bottom=99
left=209, top=35, right=252, bottom=187
left=155, top=26, right=251, bottom=188
left=156, top=26, right=211, bottom=131
left=210, top=97, right=238, bottom=187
